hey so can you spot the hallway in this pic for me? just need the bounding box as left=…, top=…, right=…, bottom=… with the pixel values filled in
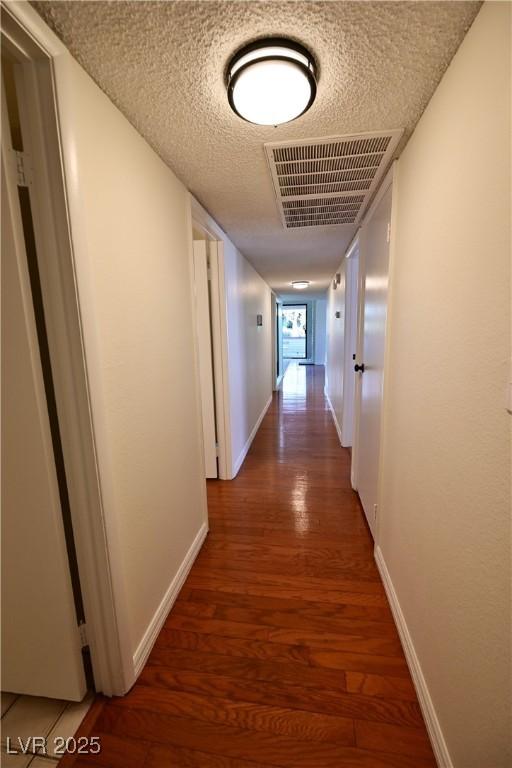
left=77, top=365, right=435, bottom=768
left=2, top=4, right=509, bottom=765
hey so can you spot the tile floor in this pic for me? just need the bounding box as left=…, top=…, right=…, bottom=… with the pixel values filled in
left=1, top=691, right=94, bottom=766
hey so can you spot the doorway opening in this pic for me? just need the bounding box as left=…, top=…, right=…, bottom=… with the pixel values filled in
left=282, top=304, right=308, bottom=360
left=276, top=301, right=280, bottom=378
left=1, top=38, right=91, bottom=704
left=191, top=224, right=230, bottom=480
left=341, top=240, right=360, bottom=451
left=272, top=296, right=287, bottom=390
left=1, top=4, right=125, bottom=701
left=351, top=173, right=394, bottom=537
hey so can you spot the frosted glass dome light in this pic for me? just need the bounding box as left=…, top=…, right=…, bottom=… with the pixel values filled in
left=227, top=39, right=317, bottom=126
left=291, top=281, right=310, bottom=290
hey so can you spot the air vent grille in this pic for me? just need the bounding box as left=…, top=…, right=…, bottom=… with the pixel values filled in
left=265, top=131, right=402, bottom=230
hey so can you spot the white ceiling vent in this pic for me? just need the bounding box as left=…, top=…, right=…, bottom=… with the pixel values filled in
left=264, top=130, right=403, bottom=230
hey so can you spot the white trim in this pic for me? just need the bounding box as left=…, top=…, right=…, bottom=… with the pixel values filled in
left=271, top=293, right=278, bottom=391
left=375, top=546, right=451, bottom=768
left=209, top=240, right=232, bottom=479
left=232, top=395, right=273, bottom=477
left=2, top=75, right=86, bottom=700
left=192, top=239, right=219, bottom=479
left=1, top=2, right=129, bottom=696
left=190, top=197, right=233, bottom=480
left=2, top=1, right=66, bottom=58
left=324, top=389, right=343, bottom=446
left=275, top=369, right=286, bottom=390
left=351, top=163, right=396, bottom=494
left=133, top=522, right=208, bottom=677
left=191, top=195, right=229, bottom=245
left=341, top=245, right=359, bottom=448
left=344, top=230, right=361, bottom=261
left=376, top=161, right=399, bottom=544
left=361, top=162, right=395, bottom=229
left=274, top=297, right=287, bottom=390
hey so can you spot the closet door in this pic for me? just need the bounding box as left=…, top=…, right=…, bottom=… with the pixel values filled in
left=353, top=181, right=393, bottom=537
left=1, top=74, right=86, bottom=700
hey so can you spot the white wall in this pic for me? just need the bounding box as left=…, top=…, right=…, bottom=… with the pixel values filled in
left=378, top=4, right=511, bottom=766
left=53, top=51, right=208, bottom=687
left=325, top=268, right=346, bottom=441
left=314, top=298, right=327, bottom=365
left=224, top=238, right=273, bottom=476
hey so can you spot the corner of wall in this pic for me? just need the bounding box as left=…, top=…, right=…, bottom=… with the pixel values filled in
left=231, top=393, right=273, bottom=478
left=374, top=546, right=453, bottom=767
left=131, top=521, right=208, bottom=682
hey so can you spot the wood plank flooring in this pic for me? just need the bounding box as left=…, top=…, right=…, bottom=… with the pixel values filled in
left=71, top=364, right=435, bottom=768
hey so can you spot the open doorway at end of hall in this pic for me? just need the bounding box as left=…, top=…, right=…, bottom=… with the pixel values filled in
left=282, top=303, right=308, bottom=360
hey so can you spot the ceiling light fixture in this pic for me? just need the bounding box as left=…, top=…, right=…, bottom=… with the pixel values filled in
left=291, top=281, right=310, bottom=290
left=227, top=38, right=317, bottom=126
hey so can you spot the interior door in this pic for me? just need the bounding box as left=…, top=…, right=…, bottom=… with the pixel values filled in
left=1, top=122, right=87, bottom=699
left=353, top=182, right=393, bottom=536
left=193, top=240, right=218, bottom=478
left=342, top=246, right=359, bottom=449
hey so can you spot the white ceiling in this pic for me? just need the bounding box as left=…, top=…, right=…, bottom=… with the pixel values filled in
left=33, top=0, right=481, bottom=294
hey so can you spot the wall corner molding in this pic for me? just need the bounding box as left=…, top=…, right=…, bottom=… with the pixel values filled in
left=374, top=546, right=453, bottom=768
left=232, top=394, right=273, bottom=478
left=132, top=522, right=208, bottom=680
left=325, top=389, right=344, bottom=447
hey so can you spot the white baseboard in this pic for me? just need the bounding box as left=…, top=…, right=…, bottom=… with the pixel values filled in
left=231, top=394, right=272, bottom=477
left=374, top=546, right=452, bottom=768
left=274, top=360, right=291, bottom=391
left=132, top=522, right=208, bottom=677
left=274, top=371, right=285, bottom=391
left=325, top=389, right=344, bottom=446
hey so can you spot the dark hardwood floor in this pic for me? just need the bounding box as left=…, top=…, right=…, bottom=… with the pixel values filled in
left=70, top=364, right=436, bottom=768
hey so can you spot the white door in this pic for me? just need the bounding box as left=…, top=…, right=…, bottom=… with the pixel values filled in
left=1, top=148, right=87, bottom=699
left=353, top=181, right=393, bottom=536
left=193, top=240, right=218, bottom=478
left=341, top=245, right=359, bottom=449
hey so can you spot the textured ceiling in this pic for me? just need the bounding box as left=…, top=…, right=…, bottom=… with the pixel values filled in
left=33, top=0, right=481, bottom=294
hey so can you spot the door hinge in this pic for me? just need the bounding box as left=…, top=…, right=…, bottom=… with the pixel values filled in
left=373, top=503, right=378, bottom=521
left=13, top=150, right=31, bottom=187
left=215, top=442, right=220, bottom=457
left=386, top=222, right=391, bottom=244
left=207, top=266, right=212, bottom=281
left=78, top=621, right=88, bottom=649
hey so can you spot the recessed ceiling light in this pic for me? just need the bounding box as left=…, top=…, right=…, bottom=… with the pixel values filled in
left=227, top=38, right=317, bottom=126
left=291, top=281, right=310, bottom=290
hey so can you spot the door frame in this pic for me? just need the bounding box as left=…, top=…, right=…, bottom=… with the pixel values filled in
left=375, top=163, right=400, bottom=543
left=341, top=237, right=360, bottom=449
left=271, top=293, right=277, bottom=389
left=191, top=199, right=232, bottom=480
left=2, top=2, right=129, bottom=696
left=1, top=97, right=87, bottom=699
left=272, top=294, right=285, bottom=390
left=351, top=164, right=395, bottom=495
left=282, top=302, right=310, bottom=361
left=192, top=240, right=218, bottom=478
